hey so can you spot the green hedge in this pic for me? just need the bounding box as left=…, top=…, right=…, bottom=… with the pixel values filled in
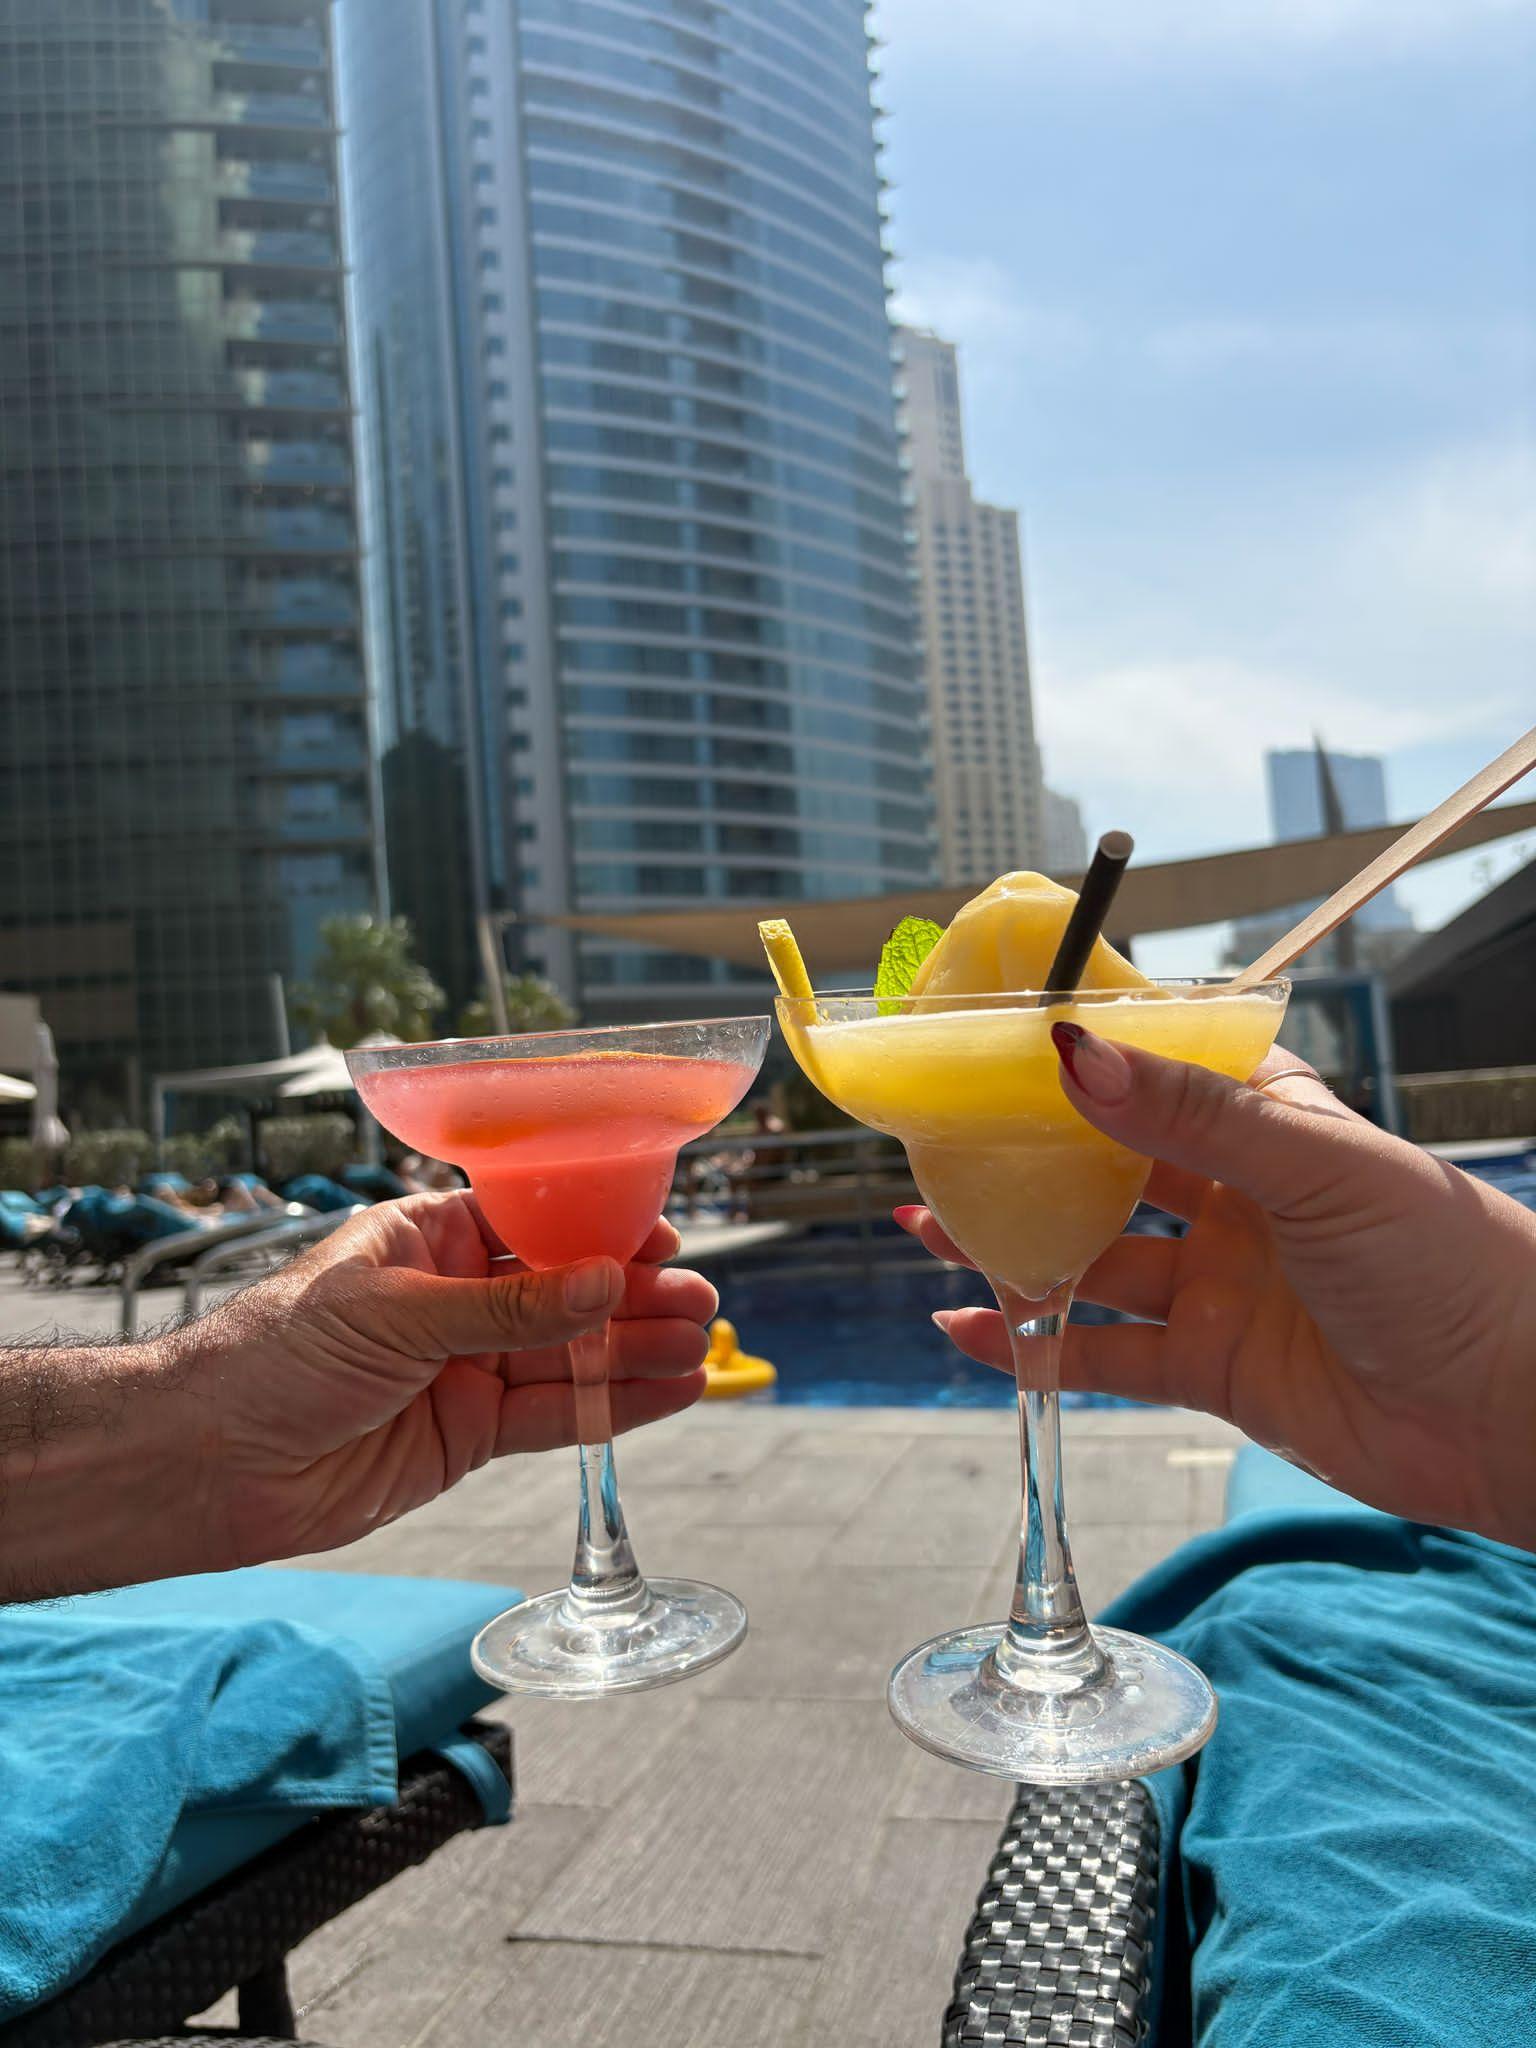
left=258, top=1113, right=354, bottom=1184
left=0, top=1139, right=45, bottom=1193
left=61, top=1130, right=153, bottom=1189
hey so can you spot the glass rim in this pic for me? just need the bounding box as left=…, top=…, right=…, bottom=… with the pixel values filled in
left=344, top=1012, right=771, bottom=1071
left=775, top=975, right=1290, bottom=1008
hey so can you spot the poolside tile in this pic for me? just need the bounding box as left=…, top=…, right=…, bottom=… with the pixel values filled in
left=795, top=1816, right=1006, bottom=2045
left=519, top=1698, right=897, bottom=1954
left=690, top=1430, right=913, bottom=1527
left=452, top=1944, right=818, bottom=2048
left=483, top=1688, right=704, bottom=1812
left=836, top=1435, right=1019, bottom=1567
left=271, top=1802, right=596, bottom=2043
left=1073, top=1519, right=1200, bottom=1612
left=886, top=1740, right=1017, bottom=1823
left=707, top=1562, right=987, bottom=1702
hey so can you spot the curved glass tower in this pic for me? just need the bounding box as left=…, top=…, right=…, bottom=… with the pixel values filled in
left=339, top=0, right=931, bottom=1016
left=0, top=0, right=375, bottom=1105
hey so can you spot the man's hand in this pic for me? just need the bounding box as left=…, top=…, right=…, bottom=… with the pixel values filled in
left=192, top=1193, right=716, bottom=1567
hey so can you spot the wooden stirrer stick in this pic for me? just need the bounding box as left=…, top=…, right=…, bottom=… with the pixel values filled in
left=1232, top=724, right=1536, bottom=987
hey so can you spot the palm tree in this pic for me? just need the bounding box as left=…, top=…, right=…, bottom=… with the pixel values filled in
left=457, top=973, right=576, bottom=1039
left=292, top=915, right=446, bottom=1048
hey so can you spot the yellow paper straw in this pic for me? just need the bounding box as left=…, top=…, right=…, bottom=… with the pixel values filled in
left=757, top=918, right=814, bottom=1002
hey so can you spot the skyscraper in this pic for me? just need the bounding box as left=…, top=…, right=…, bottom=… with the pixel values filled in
left=1044, top=789, right=1088, bottom=875
left=0, top=0, right=375, bottom=1110
left=899, top=325, right=1054, bottom=884
left=338, top=0, right=932, bottom=1018
left=1228, top=744, right=1414, bottom=971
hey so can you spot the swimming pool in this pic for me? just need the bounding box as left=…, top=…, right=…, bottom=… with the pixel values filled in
left=696, top=1158, right=1536, bottom=1408
left=695, top=1222, right=1153, bottom=1409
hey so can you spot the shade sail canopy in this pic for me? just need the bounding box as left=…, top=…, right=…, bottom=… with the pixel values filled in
left=154, top=1044, right=344, bottom=1100
left=276, top=1033, right=401, bottom=1099
left=152, top=1033, right=404, bottom=1128
left=536, top=800, right=1536, bottom=975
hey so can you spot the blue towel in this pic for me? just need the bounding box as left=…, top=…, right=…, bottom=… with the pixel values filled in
left=281, top=1174, right=359, bottom=1213
left=0, top=1605, right=395, bottom=2022
left=1107, top=1509, right=1536, bottom=2047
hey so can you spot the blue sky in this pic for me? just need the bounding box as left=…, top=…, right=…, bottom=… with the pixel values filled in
left=875, top=0, right=1536, bottom=964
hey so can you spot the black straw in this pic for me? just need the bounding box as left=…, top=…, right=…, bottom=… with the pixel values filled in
left=1042, top=831, right=1134, bottom=999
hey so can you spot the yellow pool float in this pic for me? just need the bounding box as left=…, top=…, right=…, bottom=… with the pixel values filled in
left=702, top=1318, right=777, bottom=1400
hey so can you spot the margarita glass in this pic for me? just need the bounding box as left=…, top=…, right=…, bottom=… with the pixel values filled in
left=348, top=1016, right=768, bottom=1697
left=777, top=977, right=1289, bottom=1780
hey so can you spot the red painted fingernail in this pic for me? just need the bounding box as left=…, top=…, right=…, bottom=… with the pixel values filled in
left=1051, top=1020, right=1085, bottom=1075
left=893, top=1205, right=922, bottom=1229
left=1053, top=1021, right=1131, bottom=1105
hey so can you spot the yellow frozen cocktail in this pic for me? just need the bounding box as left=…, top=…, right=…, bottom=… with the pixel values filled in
left=760, top=869, right=1289, bottom=1783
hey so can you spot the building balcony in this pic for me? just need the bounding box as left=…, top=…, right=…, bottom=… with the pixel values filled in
left=235, top=652, right=364, bottom=699
left=214, top=25, right=327, bottom=71
left=238, top=505, right=357, bottom=553
left=233, top=366, right=348, bottom=412
left=238, top=582, right=359, bottom=628
left=255, top=745, right=366, bottom=776
left=218, top=228, right=337, bottom=271
left=238, top=439, right=351, bottom=486
left=269, top=805, right=371, bottom=844
left=216, top=158, right=334, bottom=204
left=224, top=298, right=341, bottom=345
left=211, top=90, right=333, bottom=133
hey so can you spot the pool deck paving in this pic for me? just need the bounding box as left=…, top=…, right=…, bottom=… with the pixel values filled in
left=0, top=1269, right=1241, bottom=2046
left=264, top=1404, right=1240, bottom=2047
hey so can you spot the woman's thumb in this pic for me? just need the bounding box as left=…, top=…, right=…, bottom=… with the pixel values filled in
left=1051, top=1022, right=1351, bottom=1217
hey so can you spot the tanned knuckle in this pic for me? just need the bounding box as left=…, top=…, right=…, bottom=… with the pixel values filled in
left=489, top=1272, right=553, bottom=1346
left=1164, top=1058, right=1220, bottom=1139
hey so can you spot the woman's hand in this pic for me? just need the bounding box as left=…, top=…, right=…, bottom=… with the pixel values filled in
left=902, top=1035, right=1536, bottom=1549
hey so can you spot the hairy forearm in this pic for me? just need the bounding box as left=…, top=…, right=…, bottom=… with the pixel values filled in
left=0, top=1335, right=224, bottom=1601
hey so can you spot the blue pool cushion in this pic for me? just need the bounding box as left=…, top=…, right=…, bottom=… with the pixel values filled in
left=6, top=1568, right=522, bottom=2019
left=281, top=1173, right=361, bottom=1212
left=1223, top=1442, right=1386, bottom=1523
left=1109, top=1478, right=1536, bottom=2046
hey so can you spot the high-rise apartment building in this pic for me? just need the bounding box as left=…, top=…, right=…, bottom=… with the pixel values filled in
left=899, top=325, right=1048, bottom=884
left=1044, top=788, right=1088, bottom=875
left=1228, top=744, right=1414, bottom=971
left=338, top=0, right=932, bottom=1017
left=0, top=0, right=374, bottom=1109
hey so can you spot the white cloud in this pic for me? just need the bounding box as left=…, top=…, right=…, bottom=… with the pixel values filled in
left=1034, top=656, right=1463, bottom=862
left=892, top=258, right=1086, bottom=364
left=875, top=0, right=1536, bottom=62
left=1034, top=441, right=1535, bottom=842
left=1339, top=442, right=1536, bottom=612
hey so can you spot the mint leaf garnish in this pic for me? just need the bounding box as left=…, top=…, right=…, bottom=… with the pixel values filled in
left=876, top=916, right=943, bottom=1014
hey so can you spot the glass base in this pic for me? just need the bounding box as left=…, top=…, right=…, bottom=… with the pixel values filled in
left=470, top=1577, right=747, bottom=1698
left=887, top=1623, right=1216, bottom=1784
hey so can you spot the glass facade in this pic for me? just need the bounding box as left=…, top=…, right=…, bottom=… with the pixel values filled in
left=338, top=0, right=510, bottom=1011
left=0, top=0, right=375, bottom=1107
left=339, top=0, right=932, bottom=1016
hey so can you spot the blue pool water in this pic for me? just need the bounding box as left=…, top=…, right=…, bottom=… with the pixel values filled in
left=698, top=1160, right=1536, bottom=1409
left=696, top=1223, right=1157, bottom=1410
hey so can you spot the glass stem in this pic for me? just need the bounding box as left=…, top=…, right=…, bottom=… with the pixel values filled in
left=990, top=1281, right=1106, bottom=1692
left=562, top=1322, right=650, bottom=1623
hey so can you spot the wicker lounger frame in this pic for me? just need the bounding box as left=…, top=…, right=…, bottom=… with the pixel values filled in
left=11, top=1722, right=512, bottom=2048
left=942, top=1780, right=1161, bottom=2046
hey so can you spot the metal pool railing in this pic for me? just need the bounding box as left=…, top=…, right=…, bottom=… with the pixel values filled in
left=119, top=1206, right=363, bottom=1337
left=673, top=1125, right=917, bottom=1283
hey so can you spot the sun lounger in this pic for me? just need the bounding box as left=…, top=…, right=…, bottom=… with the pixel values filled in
left=947, top=1445, right=1536, bottom=2044
left=6, top=1570, right=522, bottom=2047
